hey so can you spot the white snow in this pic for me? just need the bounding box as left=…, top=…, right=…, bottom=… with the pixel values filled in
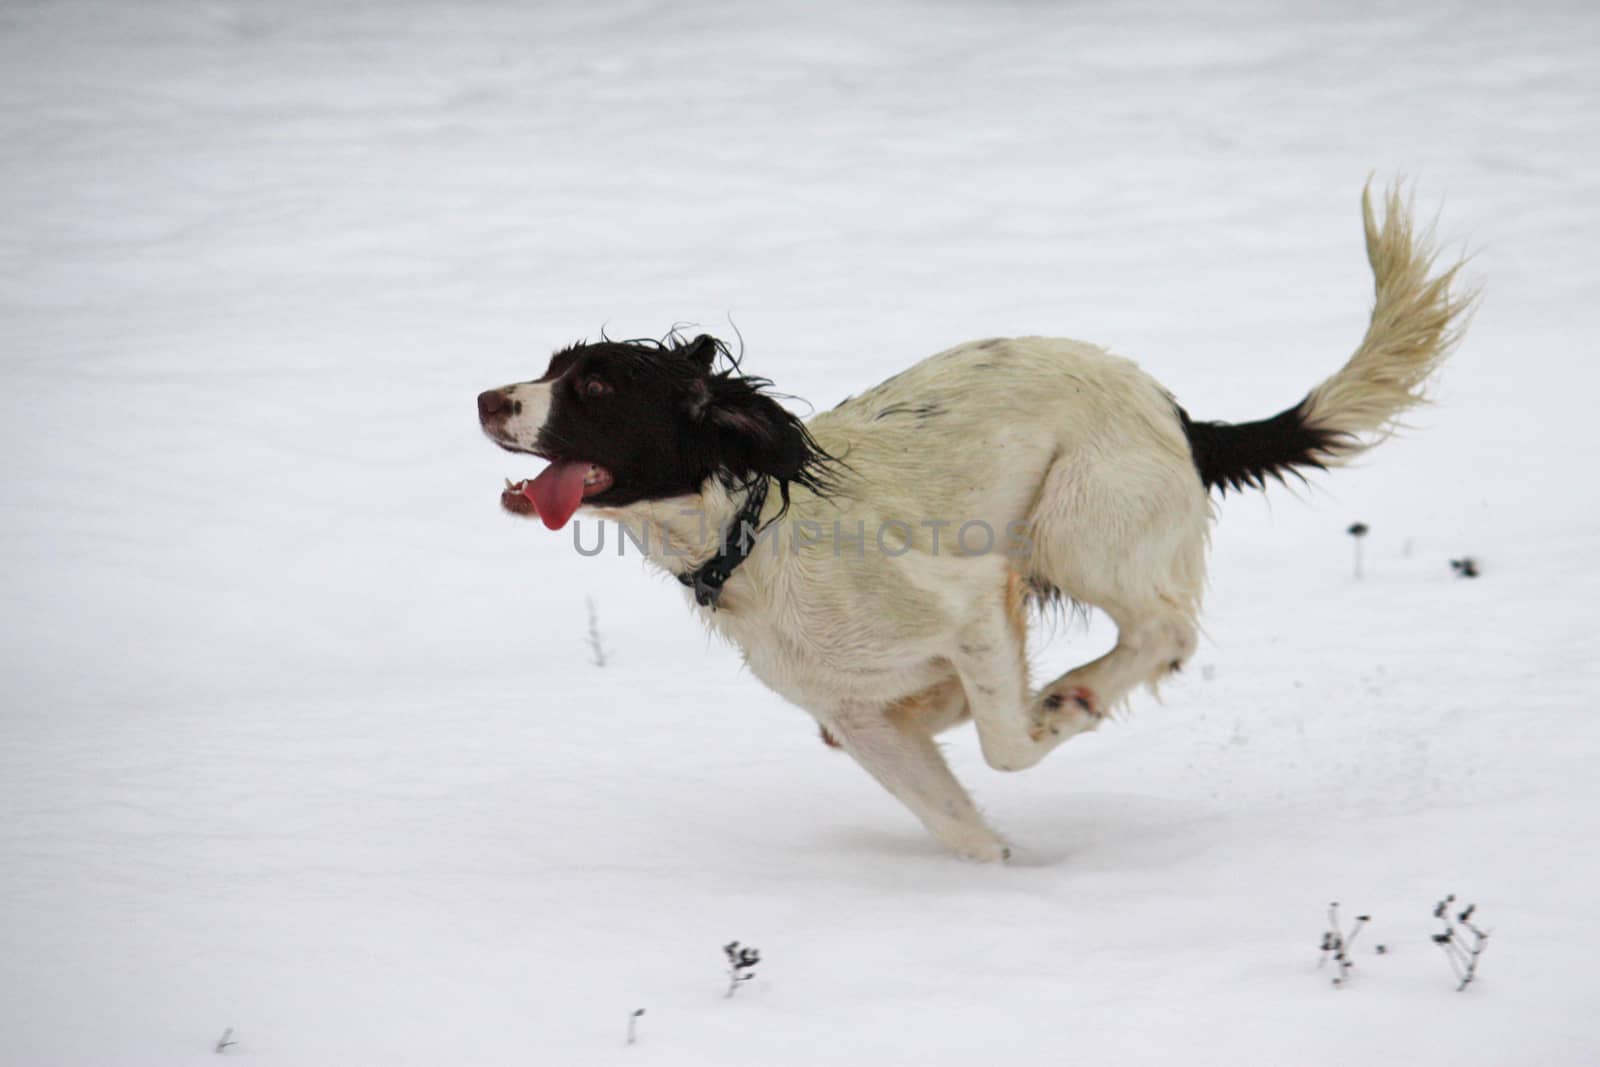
left=3, top=1, right=1598, bottom=1063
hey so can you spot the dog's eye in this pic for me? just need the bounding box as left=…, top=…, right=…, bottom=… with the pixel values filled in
left=581, top=378, right=612, bottom=399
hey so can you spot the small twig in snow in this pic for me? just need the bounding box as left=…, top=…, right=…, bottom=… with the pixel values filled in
left=1347, top=523, right=1369, bottom=580
left=214, top=1028, right=237, bottom=1054
left=724, top=940, right=761, bottom=998
left=626, top=1008, right=645, bottom=1045
left=586, top=596, right=608, bottom=667
left=1318, top=902, right=1371, bottom=987
left=1431, top=895, right=1490, bottom=991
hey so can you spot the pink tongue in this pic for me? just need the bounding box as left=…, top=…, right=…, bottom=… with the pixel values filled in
left=521, top=460, right=591, bottom=531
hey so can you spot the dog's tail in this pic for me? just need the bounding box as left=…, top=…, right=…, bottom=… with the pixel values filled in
left=1180, top=181, right=1476, bottom=495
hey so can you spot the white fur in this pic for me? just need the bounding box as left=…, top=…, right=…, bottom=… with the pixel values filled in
left=580, top=183, right=1472, bottom=861
left=496, top=381, right=554, bottom=444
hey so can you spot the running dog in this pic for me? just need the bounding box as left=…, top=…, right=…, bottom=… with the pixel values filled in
left=477, top=183, right=1472, bottom=860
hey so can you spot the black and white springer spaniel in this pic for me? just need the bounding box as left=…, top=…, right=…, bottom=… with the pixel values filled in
left=477, top=183, right=1473, bottom=861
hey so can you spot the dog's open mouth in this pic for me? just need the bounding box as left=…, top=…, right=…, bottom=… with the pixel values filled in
left=501, top=460, right=613, bottom=530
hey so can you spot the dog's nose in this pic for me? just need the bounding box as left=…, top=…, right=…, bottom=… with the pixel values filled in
left=478, top=389, right=509, bottom=421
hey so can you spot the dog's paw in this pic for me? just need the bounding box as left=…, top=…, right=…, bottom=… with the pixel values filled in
left=928, top=818, right=1012, bottom=863
left=951, top=834, right=1012, bottom=864
left=1028, top=685, right=1103, bottom=743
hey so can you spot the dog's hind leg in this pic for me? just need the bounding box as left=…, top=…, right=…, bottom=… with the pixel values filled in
left=823, top=702, right=1008, bottom=862
left=1029, top=602, right=1198, bottom=742
left=1023, top=442, right=1207, bottom=746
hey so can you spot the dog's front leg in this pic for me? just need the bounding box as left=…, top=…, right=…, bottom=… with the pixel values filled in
left=949, top=607, right=1052, bottom=772
left=823, top=704, right=1009, bottom=862
left=954, top=613, right=1105, bottom=772
left=950, top=572, right=1103, bottom=771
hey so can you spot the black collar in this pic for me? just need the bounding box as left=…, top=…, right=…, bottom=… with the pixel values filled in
left=677, top=478, right=771, bottom=610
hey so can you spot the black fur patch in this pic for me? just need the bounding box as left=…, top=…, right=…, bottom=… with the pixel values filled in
left=873, top=401, right=945, bottom=422
left=1177, top=400, right=1348, bottom=495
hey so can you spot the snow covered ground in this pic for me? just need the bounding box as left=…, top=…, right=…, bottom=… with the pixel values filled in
left=3, top=1, right=1598, bottom=1063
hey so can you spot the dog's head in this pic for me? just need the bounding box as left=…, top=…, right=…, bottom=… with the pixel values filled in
left=478, top=333, right=832, bottom=529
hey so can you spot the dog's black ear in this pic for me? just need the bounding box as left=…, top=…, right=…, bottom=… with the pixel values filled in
left=689, top=375, right=819, bottom=486
left=683, top=334, right=721, bottom=369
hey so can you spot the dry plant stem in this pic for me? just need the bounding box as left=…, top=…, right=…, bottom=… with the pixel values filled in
left=723, top=941, right=760, bottom=998
left=1433, top=898, right=1490, bottom=991
left=586, top=597, right=608, bottom=667
left=1320, top=902, right=1370, bottom=986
